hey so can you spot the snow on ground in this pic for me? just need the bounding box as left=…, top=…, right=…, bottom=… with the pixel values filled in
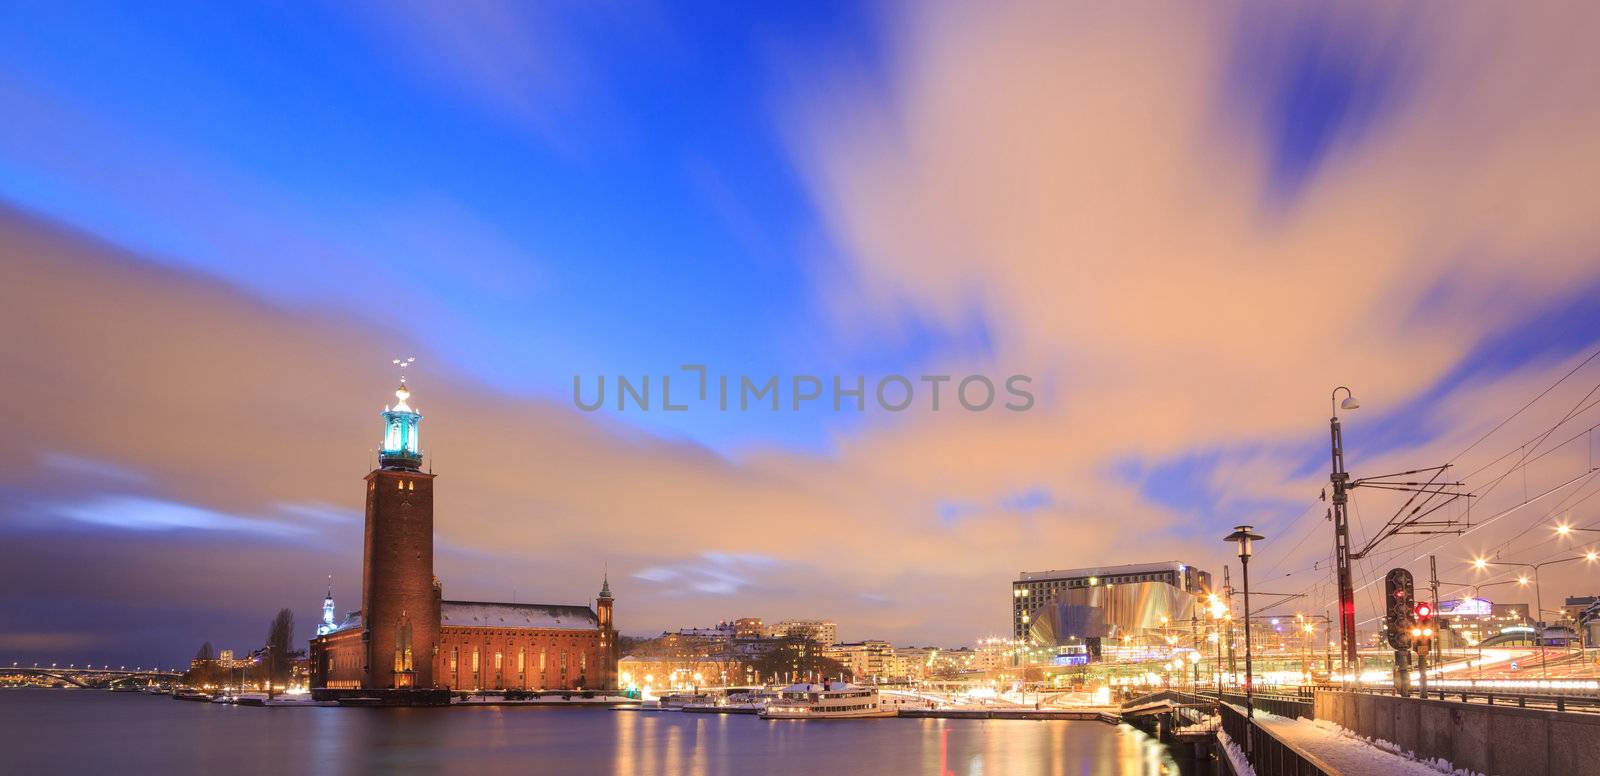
left=1246, top=711, right=1484, bottom=776
left=1216, top=729, right=1254, bottom=776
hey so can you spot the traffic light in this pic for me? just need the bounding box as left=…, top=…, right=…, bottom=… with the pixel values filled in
left=1384, top=569, right=1415, bottom=650
left=1412, top=602, right=1434, bottom=642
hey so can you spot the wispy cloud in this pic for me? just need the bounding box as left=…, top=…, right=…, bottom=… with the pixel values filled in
left=48, top=496, right=309, bottom=538
left=634, top=551, right=783, bottom=596
left=40, top=453, right=147, bottom=485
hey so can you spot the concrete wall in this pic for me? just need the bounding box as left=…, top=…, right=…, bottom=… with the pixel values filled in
left=1315, top=690, right=1600, bottom=776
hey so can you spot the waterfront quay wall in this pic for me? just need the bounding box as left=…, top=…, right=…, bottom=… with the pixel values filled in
left=1314, top=689, right=1600, bottom=776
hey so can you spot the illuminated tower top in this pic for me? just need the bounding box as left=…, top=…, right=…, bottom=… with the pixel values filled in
left=379, top=357, right=423, bottom=471
left=317, top=576, right=336, bottom=636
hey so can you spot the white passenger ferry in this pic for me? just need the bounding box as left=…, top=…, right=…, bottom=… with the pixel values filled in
left=758, top=682, right=903, bottom=719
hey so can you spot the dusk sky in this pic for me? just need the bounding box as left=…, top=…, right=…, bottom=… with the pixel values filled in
left=5, top=2, right=1600, bottom=668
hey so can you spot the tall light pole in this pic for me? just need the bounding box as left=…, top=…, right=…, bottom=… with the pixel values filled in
left=1472, top=552, right=1599, bottom=677
left=1225, top=525, right=1264, bottom=727
left=1329, top=387, right=1361, bottom=675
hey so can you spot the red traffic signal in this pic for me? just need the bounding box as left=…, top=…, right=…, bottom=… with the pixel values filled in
left=1414, top=602, right=1432, bottom=620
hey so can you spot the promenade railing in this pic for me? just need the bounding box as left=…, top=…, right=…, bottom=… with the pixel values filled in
left=1218, top=701, right=1335, bottom=776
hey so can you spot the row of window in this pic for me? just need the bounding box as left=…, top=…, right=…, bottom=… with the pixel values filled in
left=448, top=647, right=586, bottom=676
left=1020, top=572, right=1175, bottom=592
left=812, top=703, right=876, bottom=712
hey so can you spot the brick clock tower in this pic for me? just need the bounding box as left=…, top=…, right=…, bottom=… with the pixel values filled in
left=360, top=379, right=439, bottom=689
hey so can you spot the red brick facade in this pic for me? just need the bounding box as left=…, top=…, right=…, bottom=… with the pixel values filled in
left=435, top=628, right=605, bottom=691
left=360, top=468, right=439, bottom=690
left=315, top=621, right=617, bottom=691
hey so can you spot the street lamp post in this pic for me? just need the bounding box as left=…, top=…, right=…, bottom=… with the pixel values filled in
left=1329, top=387, right=1361, bottom=675
left=1225, top=525, right=1264, bottom=730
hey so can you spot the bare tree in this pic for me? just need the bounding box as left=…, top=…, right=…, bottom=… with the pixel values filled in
left=264, top=608, right=294, bottom=698
left=184, top=641, right=221, bottom=687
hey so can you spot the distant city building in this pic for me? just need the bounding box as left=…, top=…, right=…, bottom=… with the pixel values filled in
left=733, top=617, right=765, bottom=639
left=1011, top=561, right=1212, bottom=660
left=766, top=619, right=837, bottom=645
left=825, top=640, right=900, bottom=683
left=971, top=638, right=1017, bottom=671
left=1562, top=595, right=1599, bottom=622
left=308, top=379, right=617, bottom=693
left=676, top=622, right=737, bottom=639
left=1436, top=597, right=1531, bottom=646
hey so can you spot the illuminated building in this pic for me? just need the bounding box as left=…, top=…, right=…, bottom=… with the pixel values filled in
left=765, top=620, right=838, bottom=645
left=1011, top=561, right=1213, bottom=660
left=1437, top=597, right=1531, bottom=647
left=824, top=641, right=901, bottom=683
left=309, top=378, right=617, bottom=693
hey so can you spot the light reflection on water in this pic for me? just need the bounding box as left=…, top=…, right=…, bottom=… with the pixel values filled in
left=2, top=689, right=1201, bottom=775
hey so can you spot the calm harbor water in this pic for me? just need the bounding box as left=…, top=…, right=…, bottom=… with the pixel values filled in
left=2, top=689, right=1201, bottom=775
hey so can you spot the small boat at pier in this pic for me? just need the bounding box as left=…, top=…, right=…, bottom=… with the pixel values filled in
left=759, top=682, right=899, bottom=719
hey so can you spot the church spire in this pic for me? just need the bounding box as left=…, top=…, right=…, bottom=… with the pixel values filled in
left=317, top=575, right=337, bottom=636
left=599, top=569, right=612, bottom=600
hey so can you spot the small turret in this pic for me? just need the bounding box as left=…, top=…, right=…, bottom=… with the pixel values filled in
left=317, top=576, right=336, bottom=636
left=596, top=571, right=614, bottom=630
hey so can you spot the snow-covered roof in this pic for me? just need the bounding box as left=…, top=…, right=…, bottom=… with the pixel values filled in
left=441, top=601, right=598, bottom=631
left=323, top=611, right=362, bottom=635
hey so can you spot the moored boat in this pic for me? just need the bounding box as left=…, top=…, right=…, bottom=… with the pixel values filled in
left=759, top=682, right=898, bottom=719
left=655, top=692, right=714, bottom=710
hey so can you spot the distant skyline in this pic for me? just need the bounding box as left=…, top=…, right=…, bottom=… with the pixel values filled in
left=6, top=2, right=1600, bottom=666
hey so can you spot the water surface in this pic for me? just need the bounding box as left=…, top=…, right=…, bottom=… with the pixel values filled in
left=2, top=689, right=1198, bottom=775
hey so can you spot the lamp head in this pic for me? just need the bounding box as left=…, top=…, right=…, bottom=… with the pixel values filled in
left=1223, top=525, right=1264, bottom=559
left=1340, top=396, right=1360, bottom=411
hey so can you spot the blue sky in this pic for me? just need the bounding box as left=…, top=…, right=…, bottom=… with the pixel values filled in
left=0, top=1, right=910, bottom=452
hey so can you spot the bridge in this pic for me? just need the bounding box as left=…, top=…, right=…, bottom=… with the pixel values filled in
left=3, top=664, right=184, bottom=688
left=1117, top=682, right=1600, bottom=775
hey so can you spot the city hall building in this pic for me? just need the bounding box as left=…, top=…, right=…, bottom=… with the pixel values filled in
left=309, top=380, right=618, bottom=693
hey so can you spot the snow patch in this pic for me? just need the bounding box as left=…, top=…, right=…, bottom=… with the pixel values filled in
left=1307, top=719, right=1485, bottom=776
left=1216, top=729, right=1255, bottom=776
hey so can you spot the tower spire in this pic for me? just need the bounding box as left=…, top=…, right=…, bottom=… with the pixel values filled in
left=379, top=357, right=423, bottom=471
left=318, top=574, right=337, bottom=636
left=599, top=565, right=612, bottom=599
